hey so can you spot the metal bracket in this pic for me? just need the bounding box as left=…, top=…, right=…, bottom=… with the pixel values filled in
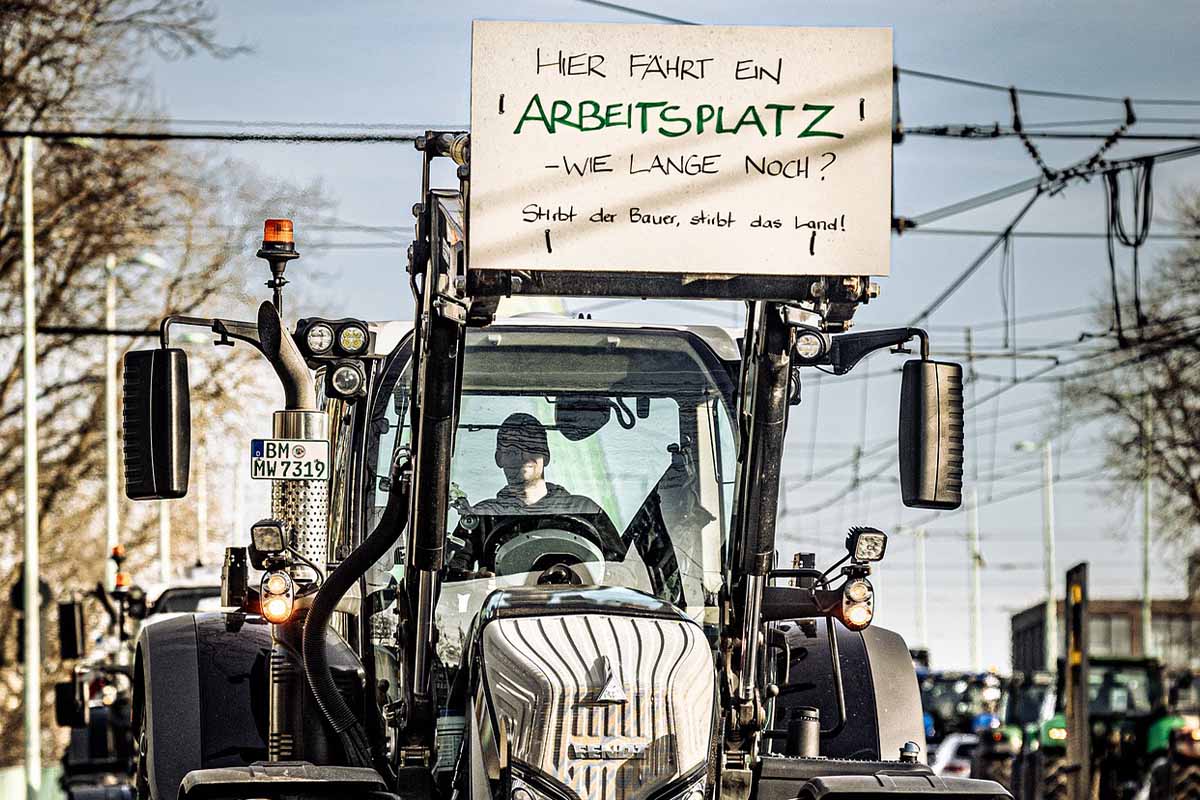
left=817, top=326, right=929, bottom=375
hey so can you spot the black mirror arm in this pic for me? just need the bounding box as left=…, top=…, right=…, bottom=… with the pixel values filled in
left=826, top=327, right=929, bottom=375
left=760, top=585, right=841, bottom=622
left=159, top=314, right=264, bottom=354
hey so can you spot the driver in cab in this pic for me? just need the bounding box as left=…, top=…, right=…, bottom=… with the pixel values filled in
left=446, top=413, right=610, bottom=580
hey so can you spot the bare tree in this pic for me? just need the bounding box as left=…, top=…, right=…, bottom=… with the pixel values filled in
left=0, top=0, right=328, bottom=766
left=1061, top=189, right=1200, bottom=553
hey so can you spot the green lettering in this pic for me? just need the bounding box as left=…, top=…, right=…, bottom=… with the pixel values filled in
left=798, top=103, right=844, bottom=139
left=696, top=104, right=717, bottom=134
left=513, top=93, right=552, bottom=134
left=551, top=100, right=580, bottom=131
left=657, top=104, right=691, bottom=137
left=603, top=102, right=627, bottom=129
left=715, top=105, right=736, bottom=134
left=635, top=101, right=668, bottom=133
left=731, top=105, right=767, bottom=136
left=764, top=103, right=795, bottom=137
left=578, top=100, right=605, bottom=132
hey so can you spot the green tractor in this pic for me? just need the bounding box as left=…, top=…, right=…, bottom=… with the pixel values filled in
left=1035, top=656, right=1195, bottom=800
left=1157, top=671, right=1200, bottom=798
left=971, top=671, right=1054, bottom=794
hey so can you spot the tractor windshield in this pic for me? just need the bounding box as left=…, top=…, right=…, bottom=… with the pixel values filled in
left=1006, top=683, right=1051, bottom=727
left=367, top=325, right=737, bottom=668
left=1087, top=663, right=1162, bottom=716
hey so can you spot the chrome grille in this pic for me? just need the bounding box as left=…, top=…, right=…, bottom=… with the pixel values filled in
left=481, top=613, right=714, bottom=800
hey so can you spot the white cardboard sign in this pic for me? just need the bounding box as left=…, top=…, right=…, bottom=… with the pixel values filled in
left=468, top=21, right=893, bottom=277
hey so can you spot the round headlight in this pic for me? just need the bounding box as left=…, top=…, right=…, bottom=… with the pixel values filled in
left=795, top=331, right=826, bottom=360
left=331, top=363, right=364, bottom=396
left=305, top=322, right=334, bottom=354
left=845, top=603, right=873, bottom=629
left=264, top=572, right=290, bottom=596
left=845, top=579, right=872, bottom=603
left=263, top=595, right=293, bottom=624
left=338, top=325, right=367, bottom=354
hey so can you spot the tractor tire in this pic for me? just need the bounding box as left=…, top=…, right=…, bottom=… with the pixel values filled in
left=1042, top=752, right=1070, bottom=800
left=133, top=700, right=151, bottom=800
left=1172, top=756, right=1200, bottom=800
left=975, top=755, right=1015, bottom=792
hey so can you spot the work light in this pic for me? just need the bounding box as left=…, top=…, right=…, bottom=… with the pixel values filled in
left=792, top=326, right=829, bottom=363
left=249, top=519, right=288, bottom=571
left=305, top=322, right=334, bottom=354
left=337, top=323, right=368, bottom=354
left=847, top=527, right=888, bottom=563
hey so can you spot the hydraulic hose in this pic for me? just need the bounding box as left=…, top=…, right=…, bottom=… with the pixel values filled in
left=302, top=458, right=411, bottom=767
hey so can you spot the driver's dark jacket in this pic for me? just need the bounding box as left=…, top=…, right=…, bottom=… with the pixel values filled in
left=447, top=483, right=600, bottom=574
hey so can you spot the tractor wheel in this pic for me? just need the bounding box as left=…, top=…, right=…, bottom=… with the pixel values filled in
left=133, top=699, right=152, bottom=800
left=975, top=755, right=1015, bottom=791
left=1042, top=752, right=1070, bottom=800
left=1172, top=756, right=1200, bottom=800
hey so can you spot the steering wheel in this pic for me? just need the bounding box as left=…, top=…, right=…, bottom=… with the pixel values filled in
left=478, top=512, right=622, bottom=584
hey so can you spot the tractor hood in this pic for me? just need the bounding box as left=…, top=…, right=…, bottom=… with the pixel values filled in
left=465, top=585, right=716, bottom=800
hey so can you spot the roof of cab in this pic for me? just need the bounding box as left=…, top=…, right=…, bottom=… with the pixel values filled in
left=368, top=313, right=741, bottom=362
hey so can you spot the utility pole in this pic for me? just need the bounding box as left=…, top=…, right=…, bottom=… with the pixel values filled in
left=1042, top=440, right=1058, bottom=670
left=22, top=135, right=42, bottom=800
left=1142, top=392, right=1153, bottom=656
left=233, top=457, right=245, bottom=549
left=159, top=500, right=171, bottom=583
left=967, top=487, right=983, bottom=671
left=196, top=434, right=208, bottom=566
left=105, top=253, right=119, bottom=590
left=915, top=527, right=928, bottom=648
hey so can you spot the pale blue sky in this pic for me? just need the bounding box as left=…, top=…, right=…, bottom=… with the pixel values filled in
left=142, top=0, right=1200, bottom=669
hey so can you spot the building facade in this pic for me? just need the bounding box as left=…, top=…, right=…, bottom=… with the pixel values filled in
left=1011, top=597, right=1200, bottom=674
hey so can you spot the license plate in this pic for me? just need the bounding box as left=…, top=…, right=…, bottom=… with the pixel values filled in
left=250, top=439, right=330, bottom=481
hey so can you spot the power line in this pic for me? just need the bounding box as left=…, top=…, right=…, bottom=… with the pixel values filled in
left=902, top=138, right=1200, bottom=231
left=908, top=191, right=1042, bottom=325
left=905, top=227, right=1200, bottom=241
left=0, top=128, right=436, bottom=143
left=14, top=115, right=465, bottom=132
left=900, top=468, right=1113, bottom=529
left=574, top=0, right=693, bottom=24
left=567, top=2, right=1200, bottom=110
left=897, top=67, right=1200, bottom=107
left=867, top=305, right=1099, bottom=332
left=904, top=176, right=1044, bottom=228
left=911, top=117, right=1200, bottom=129
left=907, top=126, right=1200, bottom=142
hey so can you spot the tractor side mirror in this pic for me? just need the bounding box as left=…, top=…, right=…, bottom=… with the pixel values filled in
left=122, top=348, right=191, bottom=500
left=898, top=359, right=964, bottom=510
left=57, top=596, right=86, bottom=661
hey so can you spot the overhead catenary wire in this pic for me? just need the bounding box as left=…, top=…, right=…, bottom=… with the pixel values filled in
left=906, top=127, right=1200, bottom=142
left=907, top=191, right=1042, bottom=325
left=903, top=227, right=1199, bottom=241
left=896, top=67, right=1200, bottom=107
left=0, top=128, right=436, bottom=143
left=569, top=2, right=1200, bottom=108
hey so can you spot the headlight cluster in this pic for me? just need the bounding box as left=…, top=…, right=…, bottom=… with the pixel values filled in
left=260, top=570, right=294, bottom=624
left=298, top=318, right=369, bottom=358
left=841, top=578, right=874, bottom=630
